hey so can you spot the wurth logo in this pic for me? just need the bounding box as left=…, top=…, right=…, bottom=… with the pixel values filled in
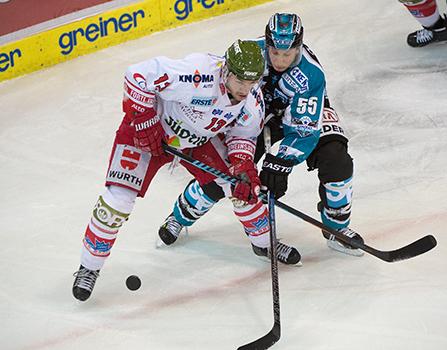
left=120, top=149, right=141, bottom=170
left=108, top=170, right=143, bottom=186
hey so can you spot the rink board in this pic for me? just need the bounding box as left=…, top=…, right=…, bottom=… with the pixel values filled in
left=0, top=0, right=271, bottom=82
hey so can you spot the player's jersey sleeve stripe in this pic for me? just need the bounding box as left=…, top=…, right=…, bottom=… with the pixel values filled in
left=124, top=79, right=155, bottom=108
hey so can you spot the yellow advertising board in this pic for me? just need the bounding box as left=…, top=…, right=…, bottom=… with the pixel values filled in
left=0, top=0, right=271, bottom=82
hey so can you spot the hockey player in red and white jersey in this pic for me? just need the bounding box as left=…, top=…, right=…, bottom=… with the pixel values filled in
left=399, top=0, right=447, bottom=46
left=72, top=39, right=300, bottom=302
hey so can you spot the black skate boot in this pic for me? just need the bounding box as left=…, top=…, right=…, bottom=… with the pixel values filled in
left=157, top=213, right=184, bottom=247
left=316, top=201, right=363, bottom=257
left=323, top=228, right=364, bottom=257
left=72, top=265, right=100, bottom=301
left=407, top=15, right=447, bottom=47
left=252, top=242, right=301, bottom=265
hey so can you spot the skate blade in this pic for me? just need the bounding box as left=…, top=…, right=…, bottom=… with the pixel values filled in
left=155, top=237, right=169, bottom=249
left=255, top=255, right=303, bottom=267
left=155, top=231, right=187, bottom=249
left=327, top=240, right=364, bottom=257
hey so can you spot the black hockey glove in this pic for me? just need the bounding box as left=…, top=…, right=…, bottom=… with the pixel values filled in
left=259, top=153, right=294, bottom=199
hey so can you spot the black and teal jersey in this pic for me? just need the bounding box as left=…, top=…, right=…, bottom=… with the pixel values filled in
left=254, top=38, right=326, bottom=165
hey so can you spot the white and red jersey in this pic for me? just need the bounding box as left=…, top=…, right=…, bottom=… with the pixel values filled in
left=123, top=53, right=265, bottom=160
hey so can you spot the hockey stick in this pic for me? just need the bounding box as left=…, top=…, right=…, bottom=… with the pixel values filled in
left=161, top=143, right=437, bottom=263
left=274, top=201, right=437, bottom=262
left=238, top=127, right=281, bottom=350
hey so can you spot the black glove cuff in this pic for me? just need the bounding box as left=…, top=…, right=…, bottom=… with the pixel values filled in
left=262, top=153, right=294, bottom=175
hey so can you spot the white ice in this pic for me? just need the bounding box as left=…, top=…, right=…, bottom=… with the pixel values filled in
left=1, top=0, right=447, bottom=349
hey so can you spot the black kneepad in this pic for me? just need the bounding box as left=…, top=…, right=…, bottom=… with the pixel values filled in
left=201, top=181, right=226, bottom=202
left=313, top=141, right=353, bottom=183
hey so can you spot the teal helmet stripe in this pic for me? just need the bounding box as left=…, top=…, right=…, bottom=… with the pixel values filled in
left=266, top=13, right=304, bottom=50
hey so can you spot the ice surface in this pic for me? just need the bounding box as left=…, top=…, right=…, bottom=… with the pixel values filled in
left=1, top=0, right=446, bottom=349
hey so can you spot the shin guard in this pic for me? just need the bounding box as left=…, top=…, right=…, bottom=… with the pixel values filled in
left=81, top=186, right=135, bottom=270
left=233, top=200, right=270, bottom=248
left=173, top=180, right=217, bottom=226
left=320, top=176, right=353, bottom=231
left=399, top=0, right=440, bottom=27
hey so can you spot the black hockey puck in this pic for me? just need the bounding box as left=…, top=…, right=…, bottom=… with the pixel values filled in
left=126, top=275, right=141, bottom=291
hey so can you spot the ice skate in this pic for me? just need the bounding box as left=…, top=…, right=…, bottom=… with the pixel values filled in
left=72, top=265, right=100, bottom=301
left=323, top=228, right=364, bottom=257
left=407, top=16, right=447, bottom=47
left=156, top=213, right=184, bottom=247
left=252, top=242, right=302, bottom=265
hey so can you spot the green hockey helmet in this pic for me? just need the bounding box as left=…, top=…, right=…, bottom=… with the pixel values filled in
left=225, top=39, right=264, bottom=81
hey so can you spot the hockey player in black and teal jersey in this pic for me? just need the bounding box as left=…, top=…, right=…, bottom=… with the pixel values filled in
left=158, top=13, right=364, bottom=258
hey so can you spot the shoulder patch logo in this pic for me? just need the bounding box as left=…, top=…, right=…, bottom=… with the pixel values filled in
left=289, top=67, right=309, bottom=93
left=133, top=73, right=147, bottom=90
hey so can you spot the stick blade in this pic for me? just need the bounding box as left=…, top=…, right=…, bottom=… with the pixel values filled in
left=237, top=324, right=280, bottom=350
left=382, top=234, right=437, bottom=262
